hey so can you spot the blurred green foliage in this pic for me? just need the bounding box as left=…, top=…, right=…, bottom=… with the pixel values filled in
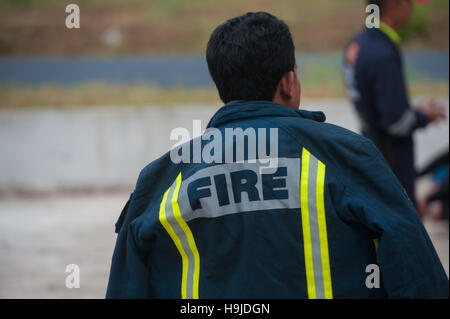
left=400, top=3, right=431, bottom=40
left=400, top=1, right=449, bottom=40
left=0, top=0, right=447, bottom=53
left=0, top=0, right=54, bottom=8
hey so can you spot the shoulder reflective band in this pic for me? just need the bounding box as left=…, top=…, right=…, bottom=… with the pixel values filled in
left=300, top=148, right=333, bottom=299
left=379, top=22, right=401, bottom=45
left=159, top=173, right=200, bottom=299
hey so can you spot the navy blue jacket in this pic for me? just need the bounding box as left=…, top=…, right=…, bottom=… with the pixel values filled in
left=106, top=101, right=448, bottom=299
left=344, top=28, right=430, bottom=206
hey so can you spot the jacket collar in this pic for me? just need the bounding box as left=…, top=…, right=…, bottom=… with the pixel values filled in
left=379, top=22, right=401, bottom=45
left=207, top=100, right=326, bottom=128
left=366, top=27, right=401, bottom=54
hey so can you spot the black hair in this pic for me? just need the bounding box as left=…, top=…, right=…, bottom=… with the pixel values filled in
left=367, top=0, right=385, bottom=7
left=206, top=12, right=296, bottom=103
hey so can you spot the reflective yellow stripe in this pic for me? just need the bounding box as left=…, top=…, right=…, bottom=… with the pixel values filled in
left=380, top=22, right=401, bottom=44
left=159, top=173, right=201, bottom=299
left=374, top=238, right=380, bottom=263
left=172, top=173, right=200, bottom=299
left=158, top=184, right=189, bottom=299
left=316, top=161, right=333, bottom=299
left=300, top=148, right=316, bottom=299
left=301, top=148, right=333, bottom=299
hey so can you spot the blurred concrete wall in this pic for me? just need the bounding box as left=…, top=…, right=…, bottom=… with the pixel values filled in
left=0, top=100, right=448, bottom=193
left=0, top=105, right=218, bottom=193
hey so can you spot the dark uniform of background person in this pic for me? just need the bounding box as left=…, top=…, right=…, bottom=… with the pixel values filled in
left=344, top=0, right=446, bottom=208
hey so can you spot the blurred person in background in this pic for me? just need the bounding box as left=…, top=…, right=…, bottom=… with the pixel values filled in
left=344, top=0, right=446, bottom=208
left=417, top=149, right=449, bottom=220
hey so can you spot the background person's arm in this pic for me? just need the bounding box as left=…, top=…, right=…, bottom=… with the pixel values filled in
left=372, top=55, right=426, bottom=137
left=371, top=55, right=445, bottom=138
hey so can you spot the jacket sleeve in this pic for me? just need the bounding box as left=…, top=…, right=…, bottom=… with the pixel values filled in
left=105, top=154, right=180, bottom=298
left=372, top=54, right=429, bottom=138
left=337, top=138, right=448, bottom=298
left=105, top=194, right=151, bottom=298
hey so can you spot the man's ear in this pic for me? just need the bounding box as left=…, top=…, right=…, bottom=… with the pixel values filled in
left=278, top=70, right=295, bottom=98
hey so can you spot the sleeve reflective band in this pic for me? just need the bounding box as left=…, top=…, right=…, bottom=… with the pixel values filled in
left=387, top=109, right=417, bottom=137
left=374, top=238, right=380, bottom=263
left=300, top=148, right=333, bottom=299
left=159, top=173, right=200, bottom=299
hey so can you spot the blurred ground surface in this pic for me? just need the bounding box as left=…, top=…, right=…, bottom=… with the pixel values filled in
left=0, top=191, right=447, bottom=299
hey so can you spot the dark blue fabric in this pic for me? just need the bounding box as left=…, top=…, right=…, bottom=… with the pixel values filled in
left=106, top=100, right=448, bottom=299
